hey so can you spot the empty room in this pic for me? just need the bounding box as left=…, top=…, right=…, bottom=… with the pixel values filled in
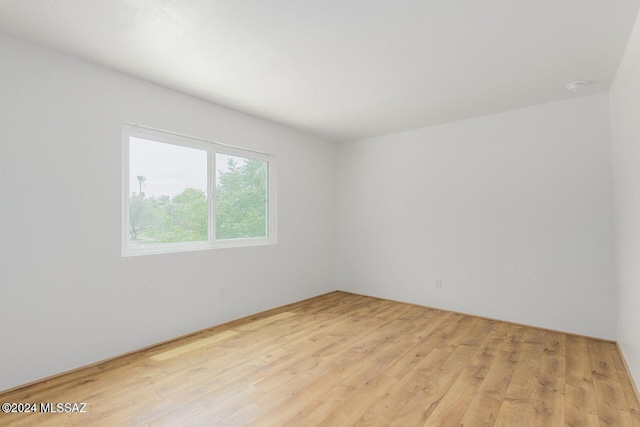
left=1, top=1, right=640, bottom=426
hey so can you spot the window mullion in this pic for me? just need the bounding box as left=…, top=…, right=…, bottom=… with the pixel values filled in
left=209, top=149, right=217, bottom=245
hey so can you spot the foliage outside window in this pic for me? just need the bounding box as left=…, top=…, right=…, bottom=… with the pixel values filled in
left=122, top=124, right=276, bottom=256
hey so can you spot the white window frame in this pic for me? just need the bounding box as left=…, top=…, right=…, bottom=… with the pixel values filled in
left=122, top=123, right=277, bottom=257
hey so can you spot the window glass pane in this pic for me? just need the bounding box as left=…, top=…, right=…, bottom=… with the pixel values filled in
left=129, top=137, right=208, bottom=248
left=216, top=153, right=268, bottom=240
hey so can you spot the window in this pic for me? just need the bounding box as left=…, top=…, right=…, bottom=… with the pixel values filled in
left=122, top=124, right=276, bottom=256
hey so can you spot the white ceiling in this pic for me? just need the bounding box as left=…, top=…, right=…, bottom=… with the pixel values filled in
left=0, top=1, right=638, bottom=142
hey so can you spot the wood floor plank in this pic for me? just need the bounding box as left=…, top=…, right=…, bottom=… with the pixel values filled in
left=457, top=324, right=526, bottom=426
left=315, top=311, right=457, bottom=426
left=565, top=335, right=600, bottom=427
left=176, top=299, right=414, bottom=426
left=494, top=327, right=555, bottom=427
left=282, top=312, right=450, bottom=426
left=610, top=345, right=640, bottom=426
left=229, top=305, right=423, bottom=425
left=150, top=330, right=239, bottom=361
left=588, top=339, right=635, bottom=426
left=153, top=305, right=398, bottom=425
left=351, top=314, right=472, bottom=425
left=0, top=291, right=638, bottom=427
left=386, top=318, right=495, bottom=426
left=531, top=331, right=566, bottom=426
left=424, top=321, right=511, bottom=426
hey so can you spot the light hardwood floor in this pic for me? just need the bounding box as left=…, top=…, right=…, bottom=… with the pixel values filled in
left=1, top=291, right=639, bottom=426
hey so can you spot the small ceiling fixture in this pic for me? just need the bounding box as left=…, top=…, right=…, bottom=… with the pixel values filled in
left=566, top=81, right=586, bottom=92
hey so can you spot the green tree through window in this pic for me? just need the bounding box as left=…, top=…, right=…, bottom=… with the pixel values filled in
left=128, top=186, right=207, bottom=244
left=128, top=157, right=268, bottom=244
left=216, top=155, right=268, bottom=240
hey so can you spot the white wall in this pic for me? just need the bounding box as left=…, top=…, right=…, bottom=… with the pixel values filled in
left=611, top=8, right=640, bottom=388
left=336, top=94, right=616, bottom=339
left=0, top=34, right=336, bottom=391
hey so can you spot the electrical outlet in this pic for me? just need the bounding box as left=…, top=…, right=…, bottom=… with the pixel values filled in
left=435, top=279, right=443, bottom=289
left=219, top=288, right=227, bottom=299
